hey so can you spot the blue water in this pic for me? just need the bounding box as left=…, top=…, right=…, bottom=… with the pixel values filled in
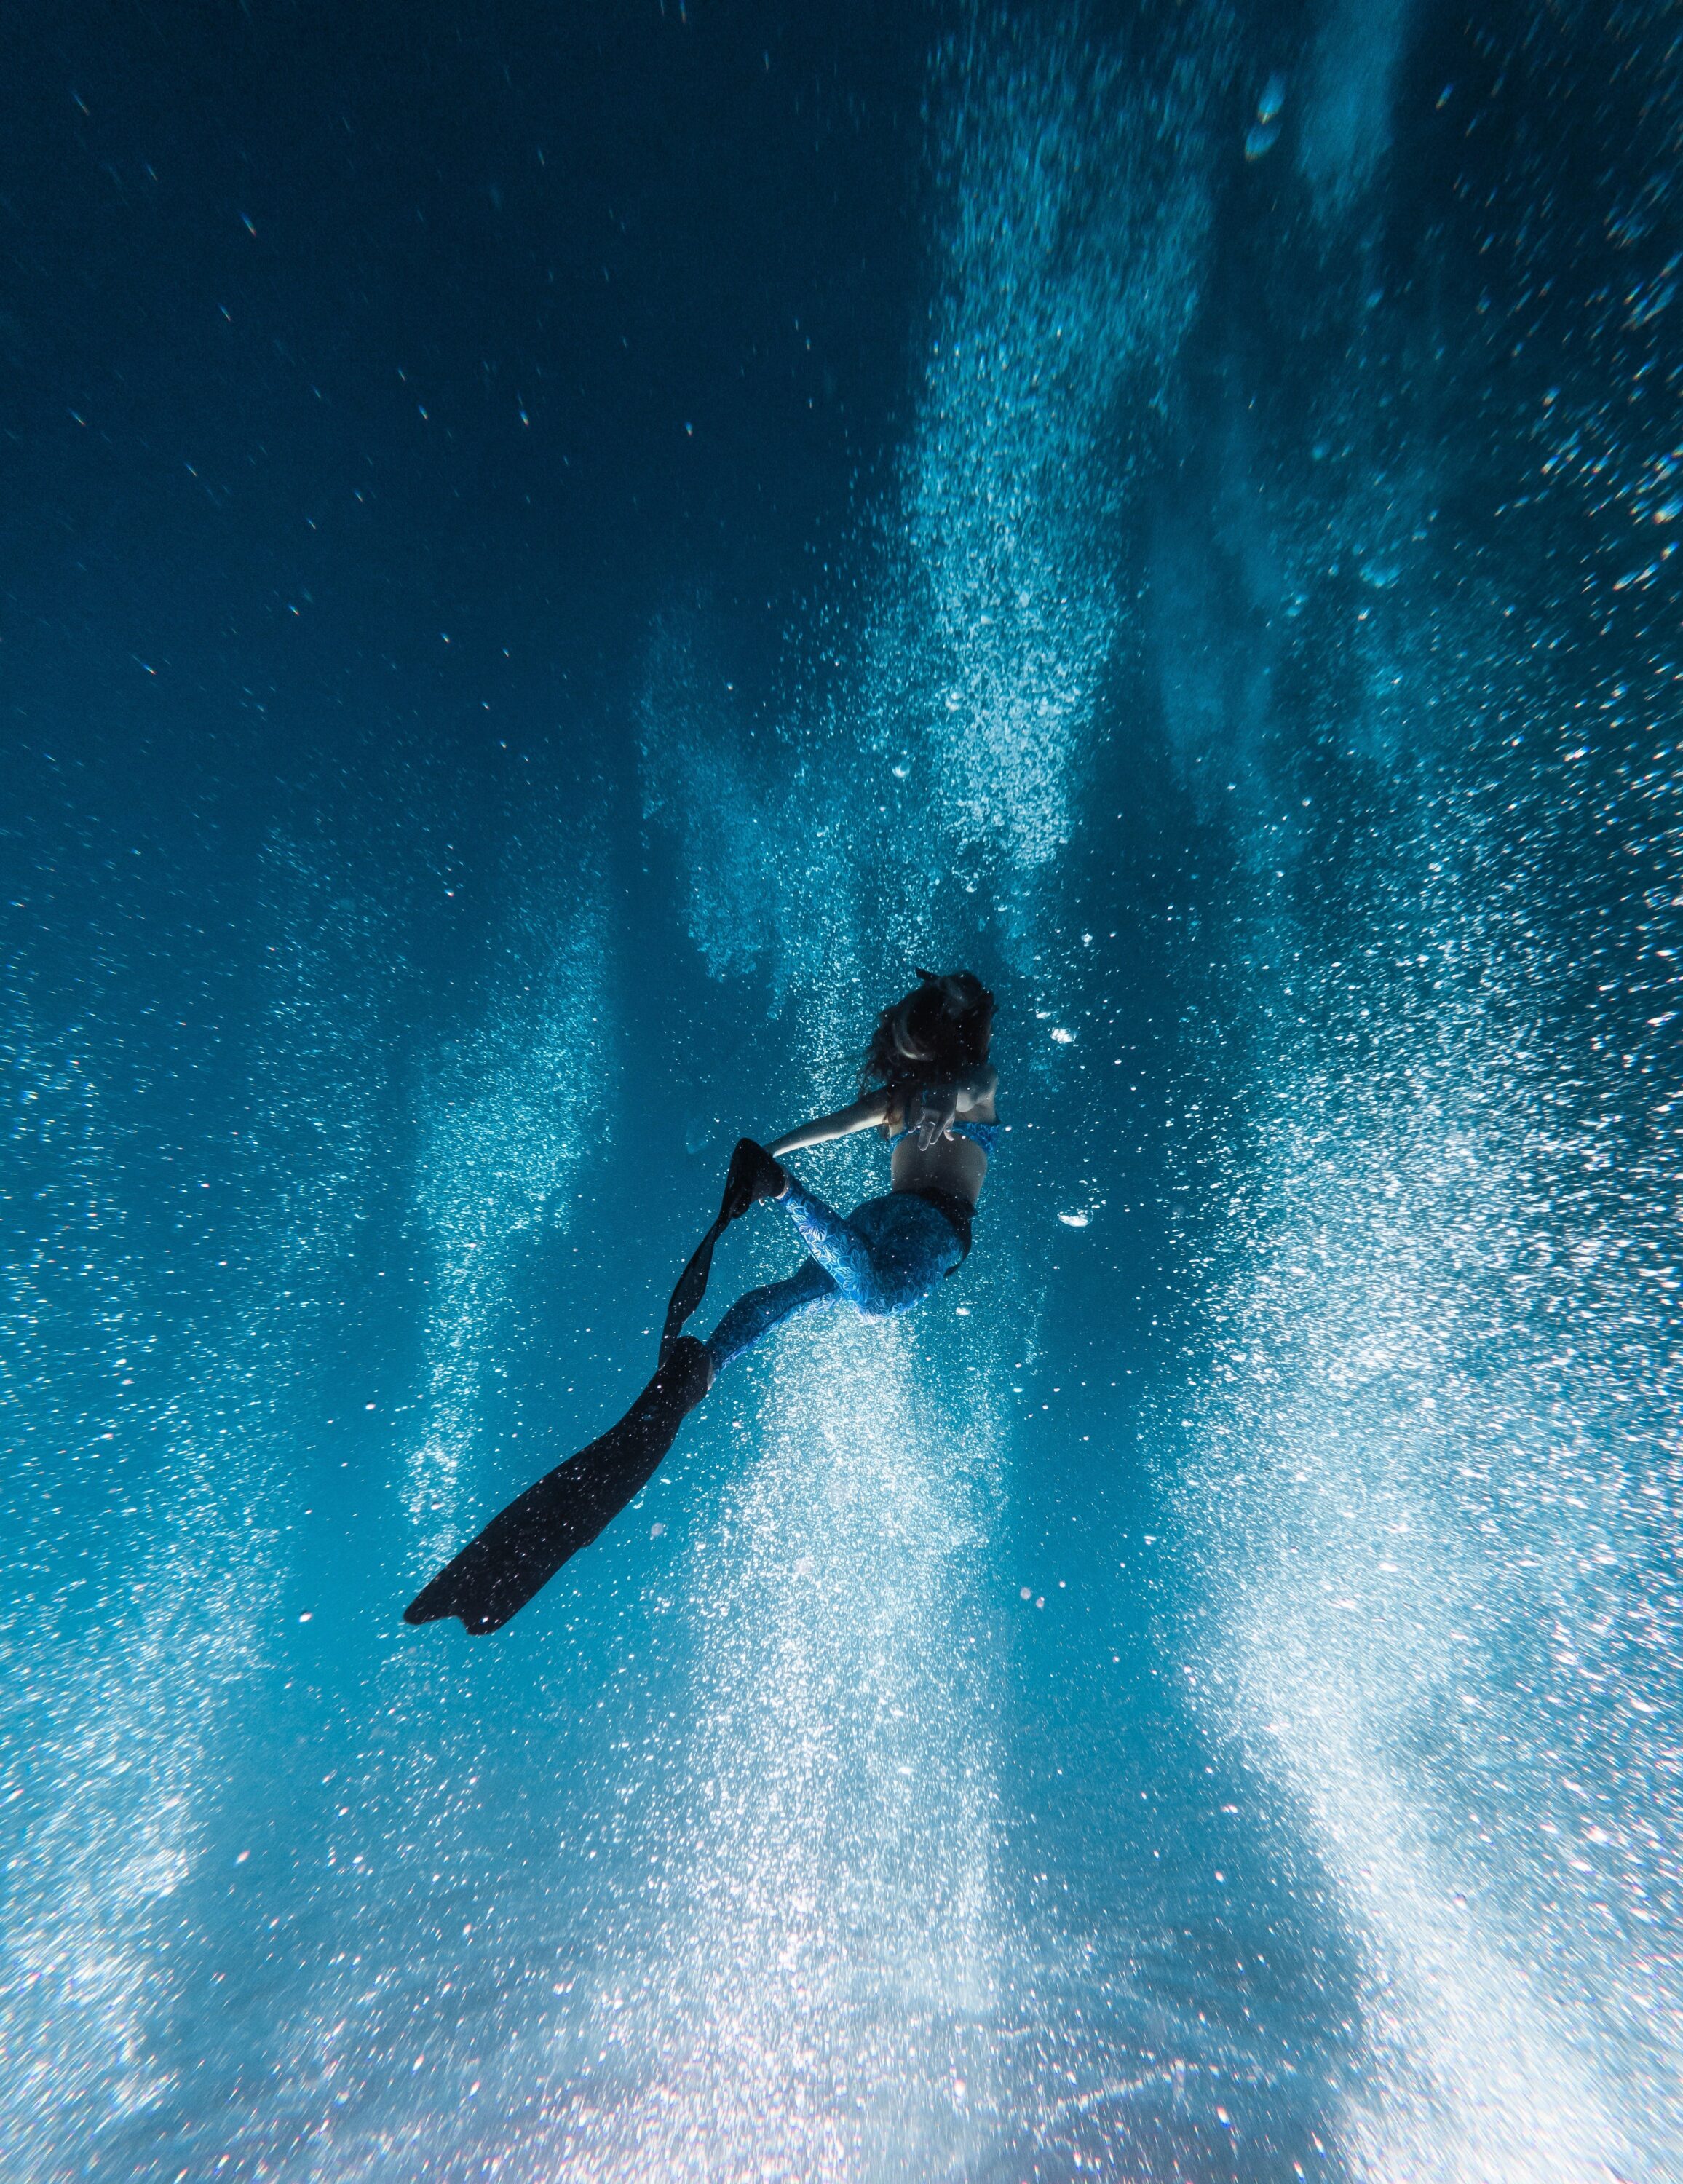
left=5, top=4, right=1680, bottom=2178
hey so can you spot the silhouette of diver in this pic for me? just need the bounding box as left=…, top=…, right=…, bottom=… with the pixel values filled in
left=405, top=970, right=1000, bottom=1634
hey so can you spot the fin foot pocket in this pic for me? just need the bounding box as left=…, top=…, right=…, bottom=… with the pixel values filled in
left=404, top=1336, right=713, bottom=1636
left=660, top=1142, right=784, bottom=1361
left=721, top=1136, right=787, bottom=1221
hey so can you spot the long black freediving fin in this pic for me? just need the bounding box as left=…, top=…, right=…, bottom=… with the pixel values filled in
left=403, top=1139, right=783, bottom=1637
left=403, top=1335, right=713, bottom=1635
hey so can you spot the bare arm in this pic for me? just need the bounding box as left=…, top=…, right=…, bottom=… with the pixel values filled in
left=767, top=1066, right=997, bottom=1159
left=766, top=1090, right=891, bottom=1158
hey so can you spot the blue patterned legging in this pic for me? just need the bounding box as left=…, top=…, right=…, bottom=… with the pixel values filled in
left=705, top=1174, right=965, bottom=1374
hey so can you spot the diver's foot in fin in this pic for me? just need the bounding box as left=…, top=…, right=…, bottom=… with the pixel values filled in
left=403, top=1335, right=714, bottom=1637
left=721, top=1136, right=787, bottom=1222
left=683, top=1334, right=716, bottom=1399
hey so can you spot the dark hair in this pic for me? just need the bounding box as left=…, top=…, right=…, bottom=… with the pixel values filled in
left=860, top=969, right=995, bottom=1116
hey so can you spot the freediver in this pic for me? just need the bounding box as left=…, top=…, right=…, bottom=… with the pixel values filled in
left=405, top=968, right=1000, bottom=1634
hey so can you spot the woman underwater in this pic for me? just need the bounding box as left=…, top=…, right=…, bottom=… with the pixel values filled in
left=406, top=969, right=999, bottom=1636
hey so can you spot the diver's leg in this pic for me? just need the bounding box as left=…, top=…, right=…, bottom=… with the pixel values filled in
left=773, top=1173, right=883, bottom=1309
left=705, top=1258, right=838, bottom=1374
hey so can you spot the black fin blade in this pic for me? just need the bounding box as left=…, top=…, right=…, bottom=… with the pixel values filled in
left=404, top=1339, right=710, bottom=1636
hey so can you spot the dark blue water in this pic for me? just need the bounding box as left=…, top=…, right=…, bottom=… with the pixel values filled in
left=5, top=4, right=1679, bottom=2177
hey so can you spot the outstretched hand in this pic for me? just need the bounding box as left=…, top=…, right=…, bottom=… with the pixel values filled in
left=913, top=1085, right=959, bottom=1150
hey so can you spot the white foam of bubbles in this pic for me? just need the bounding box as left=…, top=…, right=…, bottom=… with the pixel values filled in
left=642, top=14, right=1234, bottom=1000
left=638, top=614, right=858, bottom=1008
left=1, top=1562, right=205, bottom=2145
left=543, top=1310, right=1005, bottom=2180
left=405, top=886, right=613, bottom=1567
left=0, top=836, right=392, bottom=2178
left=1247, top=1655, right=1622, bottom=2183
left=1177, top=908, right=1681, bottom=2181
left=899, top=17, right=1225, bottom=892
